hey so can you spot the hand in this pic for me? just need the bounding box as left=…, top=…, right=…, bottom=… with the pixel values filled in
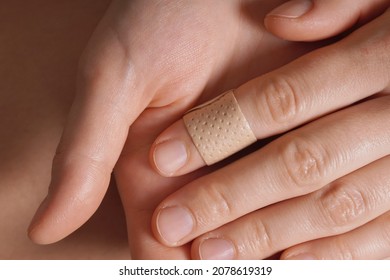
left=28, top=0, right=311, bottom=245
left=149, top=1, right=390, bottom=259
left=111, top=0, right=325, bottom=259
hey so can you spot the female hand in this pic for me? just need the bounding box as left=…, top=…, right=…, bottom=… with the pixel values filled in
left=111, top=0, right=325, bottom=259
left=28, top=0, right=311, bottom=245
left=149, top=0, right=390, bottom=259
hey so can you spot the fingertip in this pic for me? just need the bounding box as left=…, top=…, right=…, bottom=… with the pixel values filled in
left=191, top=236, right=236, bottom=260
left=27, top=195, right=71, bottom=245
left=27, top=197, right=53, bottom=245
left=150, top=120, right=205, bottom=177
left=151, top=138, right=189, bottom=177
left=264, top=0, right=359, bottom=42
left=28, top=223, right=53, bottom=245
left=190, top=238, right=202, bottom=260
left=264, top=0, right=314, bottom=41
left=267, top=0, right=313, bottom=20
left=151, top=204, right=194, bottom=247
left=27, top=166, right=109, bottom=245
left=27, top=196, right=72, bottom=245
left=150, top=207, right=164, bottom=246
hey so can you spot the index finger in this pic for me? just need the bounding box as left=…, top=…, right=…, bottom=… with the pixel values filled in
left=150, top=11, right=390, bottom=177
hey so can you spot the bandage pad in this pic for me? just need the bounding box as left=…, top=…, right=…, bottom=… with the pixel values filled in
left=183, top=90, right=257, bottom=165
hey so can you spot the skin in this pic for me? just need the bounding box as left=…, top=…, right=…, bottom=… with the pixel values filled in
left=150, top=0, right=390, bottom=259
left=26, top=0, right=321, bottom=257
left=22, top=0, right=390, bottom=259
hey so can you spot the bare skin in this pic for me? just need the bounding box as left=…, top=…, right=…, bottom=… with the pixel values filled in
left=4, top=0, right=389, bottom=260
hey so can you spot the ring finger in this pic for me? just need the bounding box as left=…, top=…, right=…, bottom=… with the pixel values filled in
left=192, top=154, right=390, bottom=259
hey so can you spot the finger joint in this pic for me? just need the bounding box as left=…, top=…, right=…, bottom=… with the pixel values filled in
left=195, top=181, right=235, bottom=227
left=247, top=219, right=274, bottom=254
left=280, top=136, right=331, bottom=188
left=261, top=75, right=302, bottom=126
left=319, top=182, right=368, bottom=230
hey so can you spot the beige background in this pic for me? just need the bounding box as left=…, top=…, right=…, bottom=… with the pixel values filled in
left=0, top=0, right=130, bottom=259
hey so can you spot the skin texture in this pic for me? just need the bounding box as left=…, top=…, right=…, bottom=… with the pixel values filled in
left=27, top=0, right=317, bottom=246
left=17, top=0, right=390, bottom=259
left=149, top=1, right=390, bottom=259
left=0, top=0, right=129, bottom=259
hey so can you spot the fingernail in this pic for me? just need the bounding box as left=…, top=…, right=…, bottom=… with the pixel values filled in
left=284, top=253, right=317, bottom=260
left=199, top=238, right=235, bottom=260
left=156, top=206, right=194, bottom=245
left=153, top=139, right=188, bottom=176
left=268, top=0, right=313, bottom=19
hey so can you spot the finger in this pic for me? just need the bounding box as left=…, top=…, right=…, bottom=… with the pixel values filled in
left=28, top=9, right=150, bottom=244
left=264, top=0, right=390, bottom=41
left=152, top=95, right=390, bottom=248
left=192, top=153, right=390, bottom=259
left=150, top=10, right=390, bottom=177
left=282, top=211, right=390, bottom=260
left=115, top=111, right=194, bottom=259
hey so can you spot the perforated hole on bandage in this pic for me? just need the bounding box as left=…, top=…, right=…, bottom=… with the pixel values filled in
left=183, top=90, right=257, bottom=165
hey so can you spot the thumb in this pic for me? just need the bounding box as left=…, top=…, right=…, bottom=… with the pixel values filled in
left=264, top=0, right=389, bottom=41
left=28, top=9, right=149, bottom=244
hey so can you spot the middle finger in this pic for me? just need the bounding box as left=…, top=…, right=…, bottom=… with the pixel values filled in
left=152, top=95, right=390, bottom=247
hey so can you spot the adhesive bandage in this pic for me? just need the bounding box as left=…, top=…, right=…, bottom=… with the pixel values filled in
left=183, top=90, right=257, bottom=165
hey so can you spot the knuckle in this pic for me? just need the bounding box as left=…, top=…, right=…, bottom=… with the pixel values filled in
left=245, top=219, right=274, bottom=254
left=261, top=75, right=302, bottom=125
left=57, top=151, right=109, bottom=174
left=53, top=143, right=111, bottom=177
left=319, top=181, right=368, bottom=229
left=280, top=136, right=331, bottom=188
left=332, top=237, right=355, bottom=260
left=195, top=181, right=235, bottom=226
left=77, top=35, right=137, bottom=98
